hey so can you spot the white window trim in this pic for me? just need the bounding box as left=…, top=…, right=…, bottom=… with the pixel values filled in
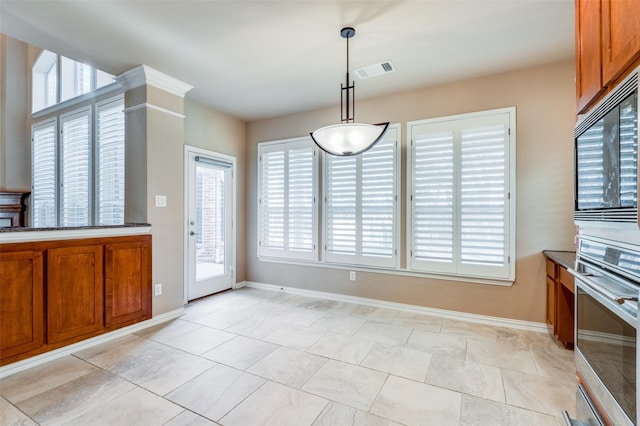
left=257, top=136, right=319, bottom=261
left=406, top=107, right=516, bottom=282
left=321, top=123, right=401, bottom=269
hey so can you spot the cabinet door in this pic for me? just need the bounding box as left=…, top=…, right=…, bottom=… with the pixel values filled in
left=601, top=0, right=640, bottom=85
left=47, top=245, right=104, bottom=344
left=546, top=276, right=556, bottom=328
left=575, top=0, right=604, bottom=113
left=0, top=251, right=44, bottom=359
left=105, top=237, right=152, bottom=327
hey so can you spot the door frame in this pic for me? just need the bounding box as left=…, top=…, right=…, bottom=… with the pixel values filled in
left=183, top=144, right=237, bottom=304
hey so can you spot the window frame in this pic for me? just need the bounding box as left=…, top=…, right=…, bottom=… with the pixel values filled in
left=407, top=107, right=516, bottom=281
left=257, top=136, right=319, bottom=261
left=33, top=49, right=115, bottom=114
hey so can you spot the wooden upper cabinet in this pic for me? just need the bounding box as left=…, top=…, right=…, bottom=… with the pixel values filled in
left=47, top=245, right=104, bottom=344
left=104, top=236, right=152, bottom=327
left=601, top=0, right=640, bottom=84
left=575, top=0, right=640, bottom=113
left=0, top=250, right=44, bottom=359
left=576, top=0, right=604, bottom=114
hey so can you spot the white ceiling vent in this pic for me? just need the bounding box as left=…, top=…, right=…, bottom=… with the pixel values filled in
left=354, top=61, right=396, bottom=80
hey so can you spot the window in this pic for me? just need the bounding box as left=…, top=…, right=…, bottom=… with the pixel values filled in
left=408, top=108, right=515, bottom=280
left=96, top=98, right=126, bottom=225
left=31, top=96, right=125, bottom=227
left=60, top=109, right=91, bottom=226
left=31, top=120, right=57, bottom=227
left=258, top=137, right=318, bottom=260
left=323, top=125, right=400, bottom=268
left=33, top=50, right=115, bottom=113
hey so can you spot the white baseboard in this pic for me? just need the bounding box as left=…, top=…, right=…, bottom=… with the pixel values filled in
left=242, top=281, right=547, bottom=333
left=0, top=308, right=185, bottom=379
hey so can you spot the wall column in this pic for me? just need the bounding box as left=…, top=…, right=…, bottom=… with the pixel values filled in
left=116, top=65, right=193, bottom=314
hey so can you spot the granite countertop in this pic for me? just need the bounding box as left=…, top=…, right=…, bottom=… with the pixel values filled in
left=0, top=223, right=151, bottom=233
left=542, top=250, right=576, bottom=270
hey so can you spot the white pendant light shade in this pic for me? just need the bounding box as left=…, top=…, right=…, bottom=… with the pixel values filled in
left=311, top=122, right=389, bottom=156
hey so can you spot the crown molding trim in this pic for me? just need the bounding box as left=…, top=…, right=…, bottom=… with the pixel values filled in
left=116, top=65, right=193, bottom=98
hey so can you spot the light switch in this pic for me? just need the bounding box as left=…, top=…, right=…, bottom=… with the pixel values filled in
left=155, top=195, right=167, bottom=207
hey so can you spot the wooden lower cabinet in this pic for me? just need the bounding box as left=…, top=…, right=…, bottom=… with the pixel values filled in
left=0, top=251, right=44, bottom=358
left=544, top=255, right=575, bottom=349
left=47, top=245, right=104, bottom=344
left=0, top=234, right=151, bottom=365
left=105, top=239, right=151, bottom=327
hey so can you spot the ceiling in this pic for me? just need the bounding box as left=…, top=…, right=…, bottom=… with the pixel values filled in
left=1, top=1, right=575, bottom=121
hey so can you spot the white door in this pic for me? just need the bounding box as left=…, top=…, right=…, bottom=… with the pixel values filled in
left=185, top=146, right=235, bottom=301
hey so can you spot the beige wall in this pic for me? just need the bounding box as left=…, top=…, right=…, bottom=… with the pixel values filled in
left=0, top=35, right=30, bottom=192
left=246, top=60, right=577, bottom=323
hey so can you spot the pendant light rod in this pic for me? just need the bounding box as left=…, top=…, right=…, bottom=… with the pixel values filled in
left=341, top=27, right=355, bottom=124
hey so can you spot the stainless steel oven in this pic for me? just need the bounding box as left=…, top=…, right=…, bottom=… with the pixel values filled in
left=565, top=236, right=640, bottom=425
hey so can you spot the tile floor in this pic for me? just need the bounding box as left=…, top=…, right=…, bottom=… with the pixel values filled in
left=0, top=286, right=576, bottom=425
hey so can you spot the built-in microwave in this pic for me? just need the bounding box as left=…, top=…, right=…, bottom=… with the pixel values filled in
left=574, top=66, right=639, bottom=227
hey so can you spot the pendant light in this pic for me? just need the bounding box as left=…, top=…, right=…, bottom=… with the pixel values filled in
left=310, top=27, right=389, bottom=156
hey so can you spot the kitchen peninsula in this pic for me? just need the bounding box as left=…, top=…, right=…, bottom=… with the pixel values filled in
left=0, top=224, right=152, bottom=365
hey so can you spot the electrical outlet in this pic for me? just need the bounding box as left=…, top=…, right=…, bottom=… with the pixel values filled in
left=349, top=271, right=356, bottom=281
left=154, top=283, right=163, bottom=296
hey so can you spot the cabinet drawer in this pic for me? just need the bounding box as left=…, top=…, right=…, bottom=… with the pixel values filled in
left=559, top=266, right=575, bottom=293
left=546, top=258, right=557, bottom=278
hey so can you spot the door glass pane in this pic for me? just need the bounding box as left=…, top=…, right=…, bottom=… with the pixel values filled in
left=196, top=162, right=226, bottom=281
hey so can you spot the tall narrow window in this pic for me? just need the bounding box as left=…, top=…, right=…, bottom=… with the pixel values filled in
left=324, top=125, right=399, bottom=268
left=258, top=138, right=318, bottom=261
left=408, top=109, right=515, bottom=280
left=31, top=120, right=58, bottom=227
left=60, top=109, right=91, bottom=227
left=96, top=97, right=125, bottom=225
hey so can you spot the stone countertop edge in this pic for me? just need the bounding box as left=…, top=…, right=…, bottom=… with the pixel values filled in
left=0, top=224, right=152, bottom=244
left=0, top=223, right=151, bottom=233
left=543, top=250, right=576, bottom=270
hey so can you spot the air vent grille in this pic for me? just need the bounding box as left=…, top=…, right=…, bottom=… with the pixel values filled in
left=354, top=61, right=396, bottom=80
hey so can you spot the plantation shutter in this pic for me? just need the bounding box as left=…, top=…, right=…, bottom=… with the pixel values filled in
left=324, top=127, right=398, bottom=268
left=458, top=117, right=509, bottom=278
left=96, top=97, right=125, bottom=225
left=411, top=126, right=455, bottom=273
left=409, top=111, right=512, bottom=280
left=60, top=108, right=91, bottom=227
left=258, top=138, right=317, bottom=260
left=32, top=120, right=57, bottom=227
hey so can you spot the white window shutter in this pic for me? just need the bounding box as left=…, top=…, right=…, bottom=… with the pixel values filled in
left=411, top=127, right=456, bottom=273
left=458, top=120, right=508, bottom=277
left=32, top=120, right=58, bottom=227
left=409, top=110, right=514, bottom=280
left=60, top=109, right=91, bottom=227
left=324, top=127, right=399, bottom=268
left=96, top=97, right=125, bottom=225
left=325, top=155, right=357, bottom=256
left=258, top=138, right=317, bottom=260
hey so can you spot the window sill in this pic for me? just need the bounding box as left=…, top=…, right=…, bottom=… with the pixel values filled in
left=257, top=256, right=514, bottom=287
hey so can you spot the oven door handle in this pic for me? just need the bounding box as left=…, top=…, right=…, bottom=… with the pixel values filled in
left=567, top=267, right=637, bottom=306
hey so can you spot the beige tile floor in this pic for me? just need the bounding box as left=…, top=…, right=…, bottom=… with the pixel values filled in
left=0, top=286, right=576, bottom=426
